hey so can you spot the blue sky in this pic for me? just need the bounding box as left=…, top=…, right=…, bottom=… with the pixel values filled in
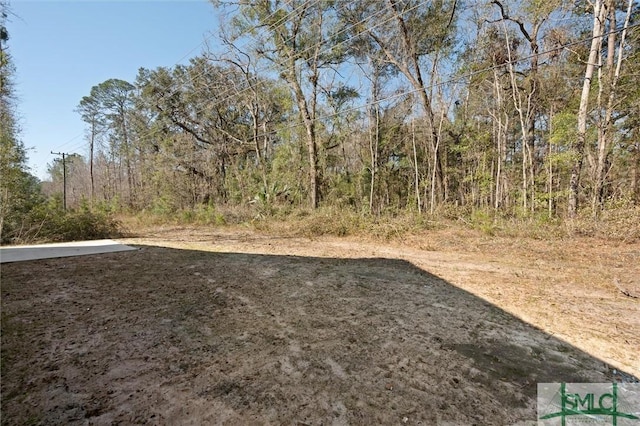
left=8, top=0, right=219, bottom=179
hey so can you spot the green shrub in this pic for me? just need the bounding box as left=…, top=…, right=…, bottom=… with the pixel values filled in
left=179, top=204, right=226, bottom=225
left=1, top=200, right=121, bottom=245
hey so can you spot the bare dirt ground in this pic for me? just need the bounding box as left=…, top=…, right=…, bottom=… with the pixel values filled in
left=2, top=225, right=639, bottom=425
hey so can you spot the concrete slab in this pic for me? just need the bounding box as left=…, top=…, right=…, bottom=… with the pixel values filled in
left=0, top=239, right=137, bottom=263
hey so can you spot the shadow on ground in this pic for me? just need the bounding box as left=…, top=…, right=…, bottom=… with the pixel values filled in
left=1, top=245, right=635, bottom=425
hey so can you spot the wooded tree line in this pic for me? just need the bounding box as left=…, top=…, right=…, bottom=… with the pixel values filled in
left=2, top=2, right=120, bottom=244
left=53, top=0, right=638, bottom=218
left=1, top=1, right=43, bottom=238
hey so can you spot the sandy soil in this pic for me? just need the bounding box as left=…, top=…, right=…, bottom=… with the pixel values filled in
left=2, top=226, right=639, bottom=425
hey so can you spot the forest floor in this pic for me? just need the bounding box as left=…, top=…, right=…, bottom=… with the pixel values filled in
left=2, top=225, right=639, bottom=425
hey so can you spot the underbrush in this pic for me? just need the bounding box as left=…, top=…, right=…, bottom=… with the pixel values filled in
left=120, top=204, right=441, bottom=241
left=1, top=202, right=121, bottom=245
left=116, top=202, right=640, bottom=243
left=252, top=207, right=440, bottom=240
left=443, top=205, right=640, bottom=242
left=120, top=204, right=253, bottom=235
left=564, top=205, right=640, bottom=242
left=270, top=204, right=639, bottom=242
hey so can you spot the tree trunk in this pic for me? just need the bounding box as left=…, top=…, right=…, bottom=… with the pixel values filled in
left=547, top=105, right=555, bottom=216
left=411, top=120, right=422, bottom=213
left=569, top=0, right=607, bottom=217
left=372, top=0, right=446, bottom=207
left=290, top=74, right=319, bottom=209
left=592, top=0, right=633, bottom=213
left=502, top=23, right=531, bottom=212
left=90, top=121, right=95, bottom=203
left=492, top=0, right=544, bottom=213
left=369, top=101, right=380, bottom=215
left=632, top=140, right=640, bottom=205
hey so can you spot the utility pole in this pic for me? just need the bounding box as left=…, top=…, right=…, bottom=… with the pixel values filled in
left=51, top=151, right=69, bottom=211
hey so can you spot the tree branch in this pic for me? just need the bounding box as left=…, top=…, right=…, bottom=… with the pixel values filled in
left=491, top=0, right=532, bottom=43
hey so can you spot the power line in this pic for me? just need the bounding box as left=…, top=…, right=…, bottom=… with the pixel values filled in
left=151, top=0, right=324, bottom=105
left=50, top=151, right=71, bottom=210
left=50, top=132, right=84, bottom=152
left=125, top=18, right=640, bottom=172
left=75, top=3, right=640, bottom=159
left=58, top=0, right=322, bottom=154
left=249, top=21, right=640, bottom=140
left=175, top=9, right=640, bottom=142
left=130, top=0, right=432, bottom=145
left=144, top=0, right=365, bottom=117
left=80, top=16, right=640, bottom=196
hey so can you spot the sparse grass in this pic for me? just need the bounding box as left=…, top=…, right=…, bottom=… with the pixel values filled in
left=117, top=203, right=640, bottom=243
left=248, top=206, right=441, bottom=241
left=429, top=204, right=640, bottom=242
left=119, top=204, right=253, bottom=236
left=565, top=206, right=640, bottom=242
